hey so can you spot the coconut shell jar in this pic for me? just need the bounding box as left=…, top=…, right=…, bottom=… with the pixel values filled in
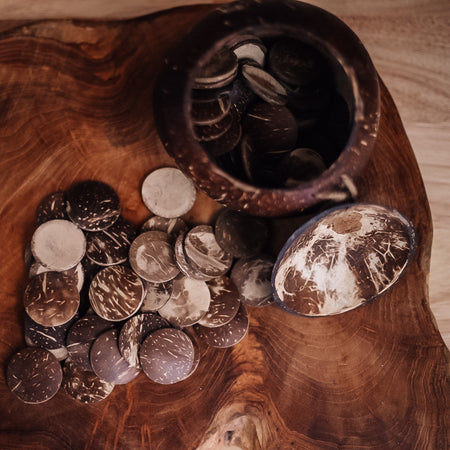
left=154, top=0, right=380, bottom=217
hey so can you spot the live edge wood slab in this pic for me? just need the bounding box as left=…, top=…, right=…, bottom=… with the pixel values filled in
left=0, top=6, right=448, bottom=450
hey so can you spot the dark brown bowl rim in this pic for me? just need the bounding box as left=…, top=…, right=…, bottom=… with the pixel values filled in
left=154, top=0, right=380, bottom=216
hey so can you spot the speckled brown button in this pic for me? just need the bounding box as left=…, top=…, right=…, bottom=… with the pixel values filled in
left=31, top=219, right=86, bottom=271
left=194, top=302, right=249, bottom=348
left=62, top=359, right=114, bottom=403
left=241, top=63, right=287, bottom=105
left=66, top=180, right=120, bottom=231
left=24, top=271, right=80, bottom=327
left=90, top=329, right=141, bottom=385
left=198, top=276, right=240, bottom=328
left=191, top=92, right=231, bottom=125
left=89, top=265, right=144, bottom=321
left=140, top=328, right=195, bottom=384
left=66, top=314, right=116, bottom=371
left=158, top=275, right=211, bottom=328
left=85, top=216, right=137, bottom=266
left=7, top=347, right=63, bottom=404
left=141, top=167, right=196, bottom=219
left=193, top=109, right=234, bottom=142
left=141, top=216, right=188, bottom=240
left=184, top=225, right=233, bottom=279
left=118, top=312, right=170, bottom=368
left=229, top=36, right=266, bottom=67
left=272, top=204, right=416, bottom=316
left=29, top=261, right=85, bottom=292
left=214, top=208, right=268, bottom=258
left=129, top=231, right=180, bottom=283
left=35, top=190, right=68, bottom=225
left=230, top=256, right=274, bottom=307
left=141, top=280, right=173, bottom=312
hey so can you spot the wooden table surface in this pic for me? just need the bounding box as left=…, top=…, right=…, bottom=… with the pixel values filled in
left=0, top=1, right=448, bottom=449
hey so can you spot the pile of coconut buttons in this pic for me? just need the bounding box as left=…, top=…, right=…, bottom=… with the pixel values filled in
left=8, top=167, right=274, bottom=404
left=191, top=34, right=350, bottom=187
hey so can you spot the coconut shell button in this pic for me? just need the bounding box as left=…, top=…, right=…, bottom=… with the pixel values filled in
left=141, top=216, right=188, bottom=240
left=62, top=359, right=114, bottom=404
left=193, top=47, right=238, bottom=90
left=241, top=63, right=287, bottom=105
left=194, top=302, right=249, bottom=348
left=193, top=109, right=234, bottom=142
left=229, top=37, right=266, bottom=67
left=24, top=312, right=77, bottom=350
left=268, top=38, right=326, bottom=87
left=141, top=167, right=196, bottom=219
left=89, top=265, right=144, bottom=322
left=85, top=216, right=137, bottom=266
left=90, top=329, right=141, bottom=385
left=129, top=231, right=180, bottom=283
left=230, top=256, right=274, bottom=307
left=31, top=219, right=86, bottom=271
left=140, top=328, right=195, bottom=384
left=214, top=208, right=268, bottom=258
left=24, top=271, right=80, bottom=327
left=158, top=275, right=211, bottom=328
left=191, top=93, right=231, bottom=125
left=29, top=261, right=85, bottom=292
left=66, top=180, right=120, bottom=231
left=118, top=312, right=170, bottom=368
left=66, top=314, right=116, bottom=371
left=174, top=232, right=210, bottom=281
left=272, top=204, right=416, bottom=317
left=198, top=276, right=240, bottom=328
left=243, top=101, right=298, bottom=155
left=35, top=190, right=68, bottom=225
left=184, top=225, right=233, bottom=279
left=141, top=280, right=173, bottom=312
left=6, top=347, right=63, bottom=404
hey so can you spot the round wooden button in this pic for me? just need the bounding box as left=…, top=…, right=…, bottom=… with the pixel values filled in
left=272, top=204, right=416, bottom=316
left=66, top=180, right=120, bottom=231
left=140, top=328, right=195, bottom=384
left=24, top=271, right=80, bottom=327
left=141, top=167, right=196, bottom=219
left=62, top=359, right=114, bottom=403
left=7, top=347, right=63, bottom=404
left=118, top=312, right=170, bottom=368
left=35, top=190, right=68, bottom=225
left=129, top=231, right=180, bottom=283
left=214, top=208, right=269, bottom=258
left=194, top=302, right=249, bottom=348
left=85, top=216, right=137, bottom=266
left=141, top=280, right=173, bottom=312
left=198, top=276, right=240, bottom=328
left=158, top=275, right=211, bottom=328
left=230, top=256, right=274, bottom=307
left=66, top=314, right=116, bottom=371
left=29, top=261, right=85, bottom=292
left=90, top=329, right=141, bottom=385
left=141, top=216, right=188, bottom=240
left=89, top=265, right=144, bottom=321
left=31, top=219, right=86, bottom=271
left=191, top=92, right=231, bottom=125
left=184, top=225, right=233, bottom=279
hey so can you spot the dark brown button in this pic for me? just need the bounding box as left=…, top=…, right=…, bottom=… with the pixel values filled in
left=194, top=302, right=249, bottom=348
left=90, top=329, right=141, bottom=385
left=62, top=359, right=114, bottom=403
left=230, top=256, right=274, bottom=307
left=140, top=328, right=195, bottom=384
left=272, top=204, right=416, bottom=316
left=89, top=265, right=144, bottom=322
left=229, top=36, right=266, bottom=67
left=66, top=180, right=120, bottom=231
left=193, top=109, right=233, bottom=142
left=158, top=275, right=211, bottom=328
left=7, top=347, right=63, bottom=404
left=191, top=92, right=231, bottom=125
left=31, top=219, right=86, bottom=271
left=66, top=314, right=116, bottom=371
left=35, top=190, right=68, bottom=225
left=24, top=271, right=80, bottom=327
left=85, top=216, right=137, bottom=266
left=140, top=280, right=173, bottom=312
left=198, top=276, right=240, bottom=328
left=118, top=312, right=170, bottom=368
left=129, top=231, right=180, bottom=283
left=29, top=261, right=85, bottom=292
left=141, top=216, right=188, bottom=240
left=214, top=208, right=268, bottom=258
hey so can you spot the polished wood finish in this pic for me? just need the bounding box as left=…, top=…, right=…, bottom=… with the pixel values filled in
left=0, top=6, right=448, bottom=449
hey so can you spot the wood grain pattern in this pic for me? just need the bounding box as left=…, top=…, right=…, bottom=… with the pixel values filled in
left=0, top=6, right=448, bottom=449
